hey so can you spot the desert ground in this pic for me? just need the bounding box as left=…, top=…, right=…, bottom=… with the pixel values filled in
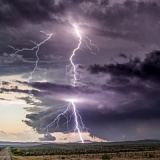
left=9, top=140, right=160, bottom=160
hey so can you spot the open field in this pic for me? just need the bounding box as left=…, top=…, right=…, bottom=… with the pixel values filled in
left=10, top=140, right=160, bottom=160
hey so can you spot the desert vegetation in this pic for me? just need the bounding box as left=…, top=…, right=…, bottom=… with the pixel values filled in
left=10, top=141, right=160, bottom=160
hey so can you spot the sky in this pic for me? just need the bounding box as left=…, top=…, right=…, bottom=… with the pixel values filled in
left=0, top=0, right=160, bottom=142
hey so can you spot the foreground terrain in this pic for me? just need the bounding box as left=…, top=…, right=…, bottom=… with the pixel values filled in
left=9, top=140, right=160, bottom=160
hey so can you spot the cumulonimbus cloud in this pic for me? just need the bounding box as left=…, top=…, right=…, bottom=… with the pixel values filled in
left=20, top=50, right=160, bottom=141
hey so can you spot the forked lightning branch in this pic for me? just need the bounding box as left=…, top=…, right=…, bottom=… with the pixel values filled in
left=8, top=24, right=99, bottom=143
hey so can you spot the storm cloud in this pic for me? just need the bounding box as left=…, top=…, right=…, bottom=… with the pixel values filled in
left=1, top=0, right=160, bottom=78
left=21, top=50, right=160, bottom=141
left=1, top=0, right=160, bottom=142
left=89, top=50, right=160, bottom=82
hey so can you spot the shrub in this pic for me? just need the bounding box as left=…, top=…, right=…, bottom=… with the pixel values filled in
left=102, top=154, right=110, bottom=160
left=148, top=153, right=155, bottom=158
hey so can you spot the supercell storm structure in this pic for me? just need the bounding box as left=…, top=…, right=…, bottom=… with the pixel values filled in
left=45, top=24, right=99, bottom=143
left=7, top=24, right=99, bottom=143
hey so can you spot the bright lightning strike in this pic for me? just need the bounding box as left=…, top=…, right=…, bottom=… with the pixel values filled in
left=1, top=24, right=98, bottom=143
left=70, top=24, right=82, bottom=87
left=66, top=24, right=100, bottom=86
left=71, top=101, right=84, bottom=143
left=45, top=24, right=99, bottom=143
left=9, top=31, right=53, bottom=81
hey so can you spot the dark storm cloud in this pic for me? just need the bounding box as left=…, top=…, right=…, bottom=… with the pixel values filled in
left=89, top=50, right=160, bottom=82
left=118, top=53, right=127, bottom=59
left=30, top=81, right=99, bottom=95
left=22, top=50, right=160, bottom=141
left=23, top=106, right=43, bottom=113
left=1, top=50, right=160, bottom=141
left=23, top=92, right=160, bottom=141
left=1, top=0, right=160, bottom=141
left=15, top=81, right=104, bottom=108
left=1, top=0, right=160, bottom=78
left=92, top=0, right=160, bottom=44
left=24, top=107, right=72, bottom=134
left=68, top=0, right=160, bottom=44
left=18, top=96, right=40, bottom=106
left=0, top=0, right=62, bottom=27
left=0, top=61, right=66, bottom=77
left=0, top=52, right=39, bottom=76
left=1, top=0, right=160, bottom=44
left=0, top=85, right=43, bottom=97
left=0, top=0, right=103, bottom=27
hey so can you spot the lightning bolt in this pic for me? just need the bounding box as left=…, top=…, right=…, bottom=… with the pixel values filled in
left=66, top=24, right=99, bottom=86
left=9, top=31, right=53, bottom=82
left=1, top=24, right=98, bottom=143
left=70, top=24, right=82, bottom=87
left=71, top=101, right=84, bottom=143
left=0, top=31, right=52, bottom=100
left=45, top=24, right=99, bottom=143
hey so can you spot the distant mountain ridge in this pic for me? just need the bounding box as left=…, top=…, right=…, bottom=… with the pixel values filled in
left=0, top=141, right=40, bottom=147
